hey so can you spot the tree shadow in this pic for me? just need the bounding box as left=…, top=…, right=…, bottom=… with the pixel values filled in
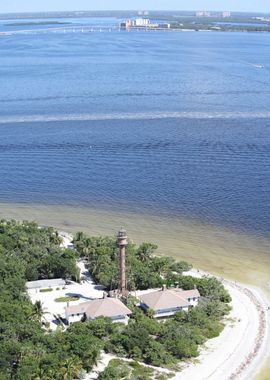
left=65, top=292, right=93, bottom=300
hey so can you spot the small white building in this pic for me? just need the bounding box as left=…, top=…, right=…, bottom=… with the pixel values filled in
left=134, top=18, right=150, bottom=27
left=222, top=11, right=231, bottom=18
left=65, top=297, right=132, bottom=325
left=138, top=286, right=200, bottom=318
left=26, top=278, right=66, bottom=291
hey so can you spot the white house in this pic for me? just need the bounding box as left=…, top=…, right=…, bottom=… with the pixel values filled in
left=65, top=297, right=132, bottom=325
left=138, top=286, right=200, bottom=318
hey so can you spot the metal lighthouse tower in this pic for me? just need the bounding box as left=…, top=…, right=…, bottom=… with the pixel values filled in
left=117, top=227, right=128, bottom=294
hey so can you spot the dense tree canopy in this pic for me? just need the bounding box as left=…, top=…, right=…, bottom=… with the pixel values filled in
left=0, top=220, right=82, bottom=379
left=73, top=233, right=193, bottom=290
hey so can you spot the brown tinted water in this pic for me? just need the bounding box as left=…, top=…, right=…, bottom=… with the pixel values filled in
left=1, top=202, right=269, bottom=378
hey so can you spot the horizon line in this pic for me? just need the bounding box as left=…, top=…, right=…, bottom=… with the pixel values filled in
left=0, top=9, right=269, bottom=16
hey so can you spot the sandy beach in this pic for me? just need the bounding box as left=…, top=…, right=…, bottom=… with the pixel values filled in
left=172, top=270, right=270, bottom=380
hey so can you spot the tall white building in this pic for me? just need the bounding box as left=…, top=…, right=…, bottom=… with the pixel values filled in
left=222, top=11, right=231, bottom=18
left=134, top=18, right=150, bottom=27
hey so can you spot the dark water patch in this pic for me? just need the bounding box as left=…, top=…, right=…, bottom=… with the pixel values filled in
left=2, top=89, right=270, bottom=104
left=0, top=117, right=269, bottom=238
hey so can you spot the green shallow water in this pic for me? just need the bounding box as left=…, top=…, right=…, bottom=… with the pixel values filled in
left=1, top=202, right=270, bottom=379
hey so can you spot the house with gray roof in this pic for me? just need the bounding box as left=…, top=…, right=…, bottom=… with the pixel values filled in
left=65, top=297, right=132, bottom=325
left=138, top=286, right=200, bottom=318
left=26, top=278, right=66, bottom=291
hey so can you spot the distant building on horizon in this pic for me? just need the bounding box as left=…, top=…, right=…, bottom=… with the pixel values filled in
left=138, top=11, right=149, bottom=16
left=120, top=18, right=170, bottom=30
left=222, top=11, right=231, bottom=18
left=134, top=18, right=150, bottom=27
left=196, top=11, right=231, bottom=18
left=196, top=11, right=211, bottom=17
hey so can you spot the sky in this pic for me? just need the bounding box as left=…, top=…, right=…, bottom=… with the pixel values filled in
left=0, top=0, right=269, bottom=14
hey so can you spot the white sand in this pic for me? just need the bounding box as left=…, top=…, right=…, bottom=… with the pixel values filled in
left=58, top=231, right=74, bottom=249
left=85, top=352, right=115, bottom=380
left=173, top=270, right=270, bottom=380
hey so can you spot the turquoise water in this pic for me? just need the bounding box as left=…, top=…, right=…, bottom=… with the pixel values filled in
left=0, top=17, right=270, bottom=238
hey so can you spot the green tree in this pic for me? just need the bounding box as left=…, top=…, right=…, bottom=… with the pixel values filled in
left=60, top=357, right=83, bottom=380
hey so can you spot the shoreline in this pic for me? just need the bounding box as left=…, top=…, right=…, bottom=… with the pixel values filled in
left=173, top=269, right=270, bottom=380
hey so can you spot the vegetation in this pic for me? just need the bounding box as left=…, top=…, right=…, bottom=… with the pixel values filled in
left=0, top=219, right=83, bottom=380
left=103, top=296, right=230, bottom=368
left=54, top=296, right=80, bottom=302
left=0, top=219, right=79, bottom=282
left=98, top=358, right=173, bottom=380
left=5, top=21, right=71, bottom=26
left=39, top=288, right=53, bottom=292
left=73, top=233, right=192, bottom=291
left=170, top=21, right=270, bottom=33
left=0, top=220, right=231, bottom=379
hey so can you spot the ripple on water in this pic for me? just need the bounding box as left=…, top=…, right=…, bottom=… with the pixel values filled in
left=0, top=117, right=269, bottom=238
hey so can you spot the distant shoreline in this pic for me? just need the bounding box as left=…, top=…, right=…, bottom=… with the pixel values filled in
left=4, top=21, right=71, bottom=26
left=1, top=11, right=270, bottom=35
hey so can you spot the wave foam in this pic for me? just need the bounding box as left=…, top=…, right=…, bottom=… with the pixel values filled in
left=1, top=111, right=270, bottom=124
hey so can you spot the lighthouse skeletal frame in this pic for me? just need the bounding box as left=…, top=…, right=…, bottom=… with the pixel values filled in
left=117, top=227, right=128, bottom=294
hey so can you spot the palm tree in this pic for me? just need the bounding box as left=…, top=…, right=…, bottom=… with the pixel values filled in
left=50, top=230, right=63, bottom=246
left=75, top=231, right=85, bottom=242
left=31, top=300, right=49, bottom=322
left=60, top=357, right=83, bottom=380
left=74, top=231, right=86, bottom=251
left=34, top=368, right=56, bottom=380
left=136, top=243, right=158, bottom=262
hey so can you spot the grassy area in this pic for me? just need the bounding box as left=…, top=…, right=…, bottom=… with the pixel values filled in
left=54, top=296, right=80, bottom=302
left=40, top=288, right=53, bottom=292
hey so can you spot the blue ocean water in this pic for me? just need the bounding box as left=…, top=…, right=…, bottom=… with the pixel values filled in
left=0, top=17, right=269, bottom=237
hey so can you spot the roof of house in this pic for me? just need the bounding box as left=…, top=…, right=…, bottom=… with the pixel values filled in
left=26, top=278, right=66, bottom=289
left=174, top=288, right=201, bottom=300
left=138, top=289, right=191, bottom=311
left=65, top=297, right=132, bottom=319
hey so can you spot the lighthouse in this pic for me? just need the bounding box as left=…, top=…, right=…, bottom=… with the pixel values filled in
left=117, top=227, right=128, bottom=294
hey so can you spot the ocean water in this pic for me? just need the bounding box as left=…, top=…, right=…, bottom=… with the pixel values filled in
left=0, top=18, right=270, bottom=239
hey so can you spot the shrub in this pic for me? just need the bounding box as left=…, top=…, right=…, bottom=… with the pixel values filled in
left=40, top=288, right=53, bottom=292
left=54, top=296, right=80, bottom=302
